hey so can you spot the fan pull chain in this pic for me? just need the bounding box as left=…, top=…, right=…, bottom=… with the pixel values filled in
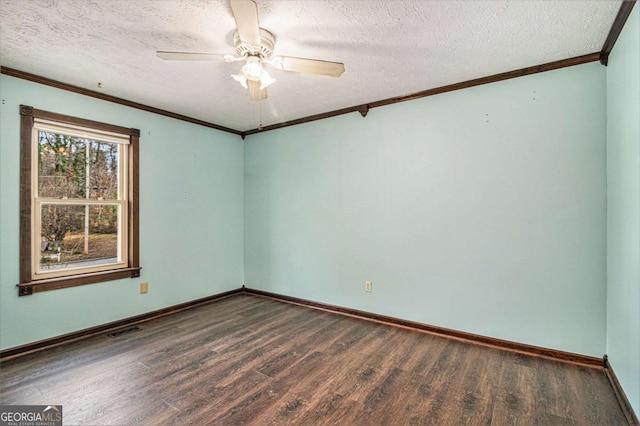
left=258, top=101, right=263, bottom=131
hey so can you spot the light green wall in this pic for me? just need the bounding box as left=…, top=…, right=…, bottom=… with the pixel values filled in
left=245, top=62, right=607, bottom=356
left=606, top=5, right=640, bottom=415
left=0, top=61, right=613, bottom=362
left=0, top=75, right=245, bottom=350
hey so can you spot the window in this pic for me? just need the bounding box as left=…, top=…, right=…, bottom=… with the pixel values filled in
left=18, top=105, right=140, bottom=296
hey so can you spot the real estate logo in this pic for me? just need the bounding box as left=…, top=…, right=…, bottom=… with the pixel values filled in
left=0, top=405, right=62, bottom=426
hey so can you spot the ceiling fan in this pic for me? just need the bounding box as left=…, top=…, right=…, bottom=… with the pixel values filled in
left=156, top=0, right=345, bottom=101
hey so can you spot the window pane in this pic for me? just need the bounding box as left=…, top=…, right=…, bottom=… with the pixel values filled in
left=39, top=204, right=121, bottom=272
left=89, top=141, right=119, bottom=200
left=38, top=132, right=119, bottom=200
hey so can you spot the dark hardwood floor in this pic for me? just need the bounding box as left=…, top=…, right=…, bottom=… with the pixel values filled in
left=0, top=294, right=628, bottom=425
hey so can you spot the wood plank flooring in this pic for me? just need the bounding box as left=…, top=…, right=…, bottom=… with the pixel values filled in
left=0, top=294, right=628, bottom=425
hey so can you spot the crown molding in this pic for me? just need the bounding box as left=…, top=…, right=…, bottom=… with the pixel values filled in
left=600, top=0, right=637, bottom=66
left=0, top=50, right=612, bottom=138
left=0, top=66, right=243, bottom=136
left=243, top=52, right=600, bottom=135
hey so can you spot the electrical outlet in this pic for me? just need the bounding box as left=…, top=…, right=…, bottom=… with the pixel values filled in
left=365, top=281, right=372, bottom=292
left=140, top=282, right=148, bottom=294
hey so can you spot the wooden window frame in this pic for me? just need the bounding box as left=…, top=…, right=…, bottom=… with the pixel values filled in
left=18, top=105, right=141, bottom=296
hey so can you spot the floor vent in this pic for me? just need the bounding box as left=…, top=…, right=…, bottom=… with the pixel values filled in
left=108, top=326, right=141, bottom=338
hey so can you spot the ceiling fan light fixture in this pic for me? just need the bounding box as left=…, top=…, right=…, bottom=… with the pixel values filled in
left=242, top=59, right=264, bottom=80
left=232, top=55, right=276, bottom=91
left=259, top=73, right=276, bottom=90
left=231, top=73, right=248, bottom=88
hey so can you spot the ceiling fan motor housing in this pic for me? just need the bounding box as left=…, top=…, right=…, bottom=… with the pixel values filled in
left=234, top=28, right=275, bottom=58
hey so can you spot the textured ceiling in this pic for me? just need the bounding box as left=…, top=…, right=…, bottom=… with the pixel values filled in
left=0, top=0, right=622, bottom=132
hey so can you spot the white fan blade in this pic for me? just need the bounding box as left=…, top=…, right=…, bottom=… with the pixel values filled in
left=156, top=51, right=226, bottom=61
left=230, top=0, right=261, bottom=46
left=223, top=54, right=247, bottom=62
left=269, top=56, right=345, bottom=77
left=248, top=80, right=267, bottom=100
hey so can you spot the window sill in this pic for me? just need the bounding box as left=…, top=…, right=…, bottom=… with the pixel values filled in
left=17, top=267, right=142, bottom=296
